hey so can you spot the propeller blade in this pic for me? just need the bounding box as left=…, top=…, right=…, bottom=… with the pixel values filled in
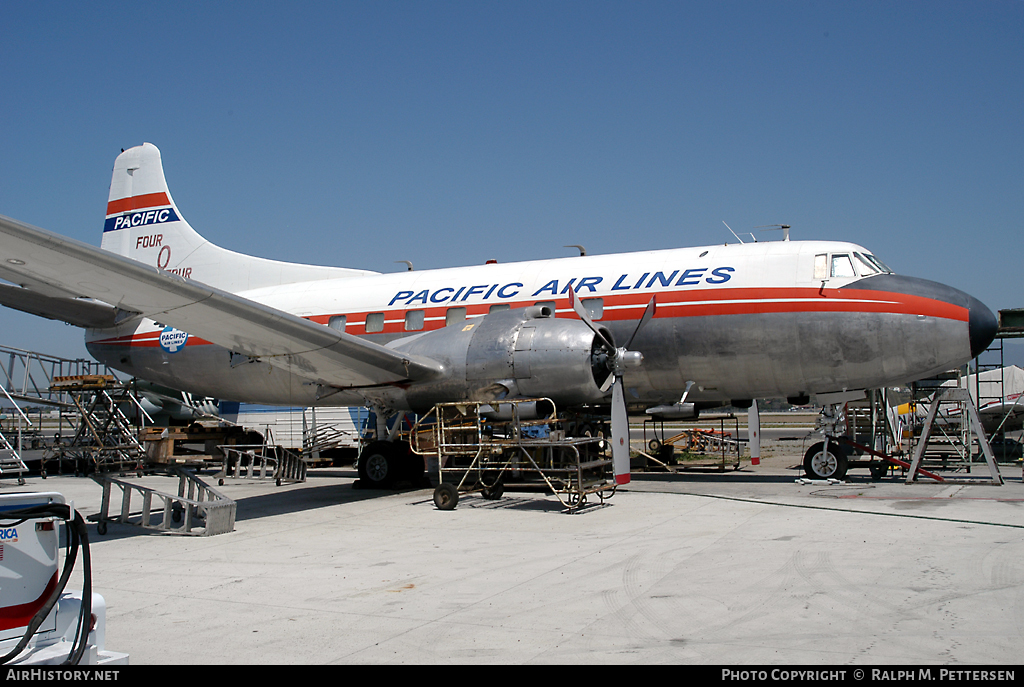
left=611, top=377, right=630, bottom=485
left=748, top=399, right=761, bottom=466
left=568, top=288, right=615, bottom=351
left=626, top=296, right=657, bottom=349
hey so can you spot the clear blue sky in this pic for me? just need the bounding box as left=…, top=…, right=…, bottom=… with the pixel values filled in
left=1, top=1, right=1021, bottom=365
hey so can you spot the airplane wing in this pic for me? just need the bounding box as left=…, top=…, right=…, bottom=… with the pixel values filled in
left=0, top=283, right=120, bottom=329
left=0, top=214, right=445, bottom=388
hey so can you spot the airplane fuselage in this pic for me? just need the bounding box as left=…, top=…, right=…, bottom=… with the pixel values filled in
left=84, top=238, right=992, bottom=412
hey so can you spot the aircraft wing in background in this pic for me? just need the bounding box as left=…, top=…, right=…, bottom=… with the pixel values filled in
left=0, top=213, right=445, bottom=390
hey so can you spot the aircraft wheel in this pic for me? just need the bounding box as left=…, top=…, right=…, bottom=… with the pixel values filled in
left=434, top=483, right=459, bottom=510
left=358, top=441, right=398, bottom=488
left=803, top=442, right=848, bottom=480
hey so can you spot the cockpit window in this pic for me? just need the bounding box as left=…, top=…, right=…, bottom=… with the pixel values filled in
left=815, top=251, right=893, bottom=280
left=864, top=254, right=893, bottom=274
left=853, top=253, right=879, bottom=275
left=830, top=254, right=856, bottom=278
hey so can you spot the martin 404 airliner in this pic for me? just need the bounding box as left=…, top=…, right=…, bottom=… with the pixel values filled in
left=0, top=144, right=998, bottom=486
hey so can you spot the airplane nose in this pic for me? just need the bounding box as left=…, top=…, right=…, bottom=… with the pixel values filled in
left=844, top=274, right=997, bottom=361
left=967, top=295, right=997, bottom=358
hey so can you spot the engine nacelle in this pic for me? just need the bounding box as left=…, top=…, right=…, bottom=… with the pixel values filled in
left=387, top=306, right=610, bottom=409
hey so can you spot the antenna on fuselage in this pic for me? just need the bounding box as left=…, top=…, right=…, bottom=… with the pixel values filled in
left=722, top=221, right=744, bottom=244
left=565, top=245, right=587, bottom=256
left=756, top=224, right=791, bottom=241
left=395, top=261, right=414, bottom=271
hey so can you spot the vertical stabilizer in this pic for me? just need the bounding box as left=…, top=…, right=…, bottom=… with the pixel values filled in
left=101, top=143, right=204, bottom=263
left=101, top=143, right=375, bottom=293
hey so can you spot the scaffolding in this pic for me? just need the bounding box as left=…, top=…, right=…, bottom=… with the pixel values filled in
left=0, top=345, right=122, bottom=481
left=49, top=375, right=148, bottom=475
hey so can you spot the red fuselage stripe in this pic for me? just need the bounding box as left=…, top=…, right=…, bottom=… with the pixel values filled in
left=87, top=286, right=967, bottom=348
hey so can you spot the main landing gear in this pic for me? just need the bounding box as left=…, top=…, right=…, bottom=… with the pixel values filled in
left=355, top=440, right=426, bottom=489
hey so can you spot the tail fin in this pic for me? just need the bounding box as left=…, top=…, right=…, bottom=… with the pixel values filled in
left=102, top=143, right=375, bottom=293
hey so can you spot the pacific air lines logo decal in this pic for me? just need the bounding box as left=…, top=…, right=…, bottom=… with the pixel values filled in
left=103, top=207, right=180, bottom=233
left=159, top=326, right=189, bottom=353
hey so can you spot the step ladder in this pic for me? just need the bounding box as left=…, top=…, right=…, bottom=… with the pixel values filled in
left=217, top=429, right=307, bottom=486
left=0, top=383, right=33, bottom=484
left=91, top=466, right=236, bottom=536
left=907, top=387, right=1002, bottom=485
left=0, top=430, right=27, bottom=485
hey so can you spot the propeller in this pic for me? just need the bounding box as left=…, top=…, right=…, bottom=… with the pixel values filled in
left=568, top=290, right=655, bottom=485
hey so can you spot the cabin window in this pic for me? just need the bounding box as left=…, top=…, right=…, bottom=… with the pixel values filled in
left=582, top=298, right=604, bottom=320
left=489, top=303, right=511, bottom=314
left=830, top=254, right=856, bottom=278
left=365, top=313, right=385, bottom=333
left=446, top=307, right=467, bottom=326
left=813, top=254, right=827, bottom=280
left=405, top=310, right=425, bottom=331
left=328, top=315, right=346, bottom=332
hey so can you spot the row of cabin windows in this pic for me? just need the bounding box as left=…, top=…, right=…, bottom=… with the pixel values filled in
left=813, top=252, right=893, bottom=280
left=326, top=298, right=605, bottom=334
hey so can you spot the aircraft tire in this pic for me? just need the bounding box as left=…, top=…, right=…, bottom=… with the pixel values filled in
left=803, top=442, right=848, bottom=480
left=358, top=441, right=398, bottom=488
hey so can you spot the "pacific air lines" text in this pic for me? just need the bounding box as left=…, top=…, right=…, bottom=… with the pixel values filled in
left=388, top=267, right=735, bottom=307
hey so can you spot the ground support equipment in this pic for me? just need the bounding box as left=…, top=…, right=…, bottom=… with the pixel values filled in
left=0, top=427, right=28, bottom=485
left=0, top=491, right=128, bottom=665
left=90, top=466, right=236, bottom=536
left=411, top=399, right=614, bottom=513
left=215, top=442, right=307, bottom=486
left=906, top=387, right=1002, bottom=485
left=49, top=376, right=147, bottom=476
left=641, top=414, right=743, bottom=472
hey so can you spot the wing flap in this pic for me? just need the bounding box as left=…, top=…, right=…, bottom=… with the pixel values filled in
left=0, top=214, right=444, bottom=388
